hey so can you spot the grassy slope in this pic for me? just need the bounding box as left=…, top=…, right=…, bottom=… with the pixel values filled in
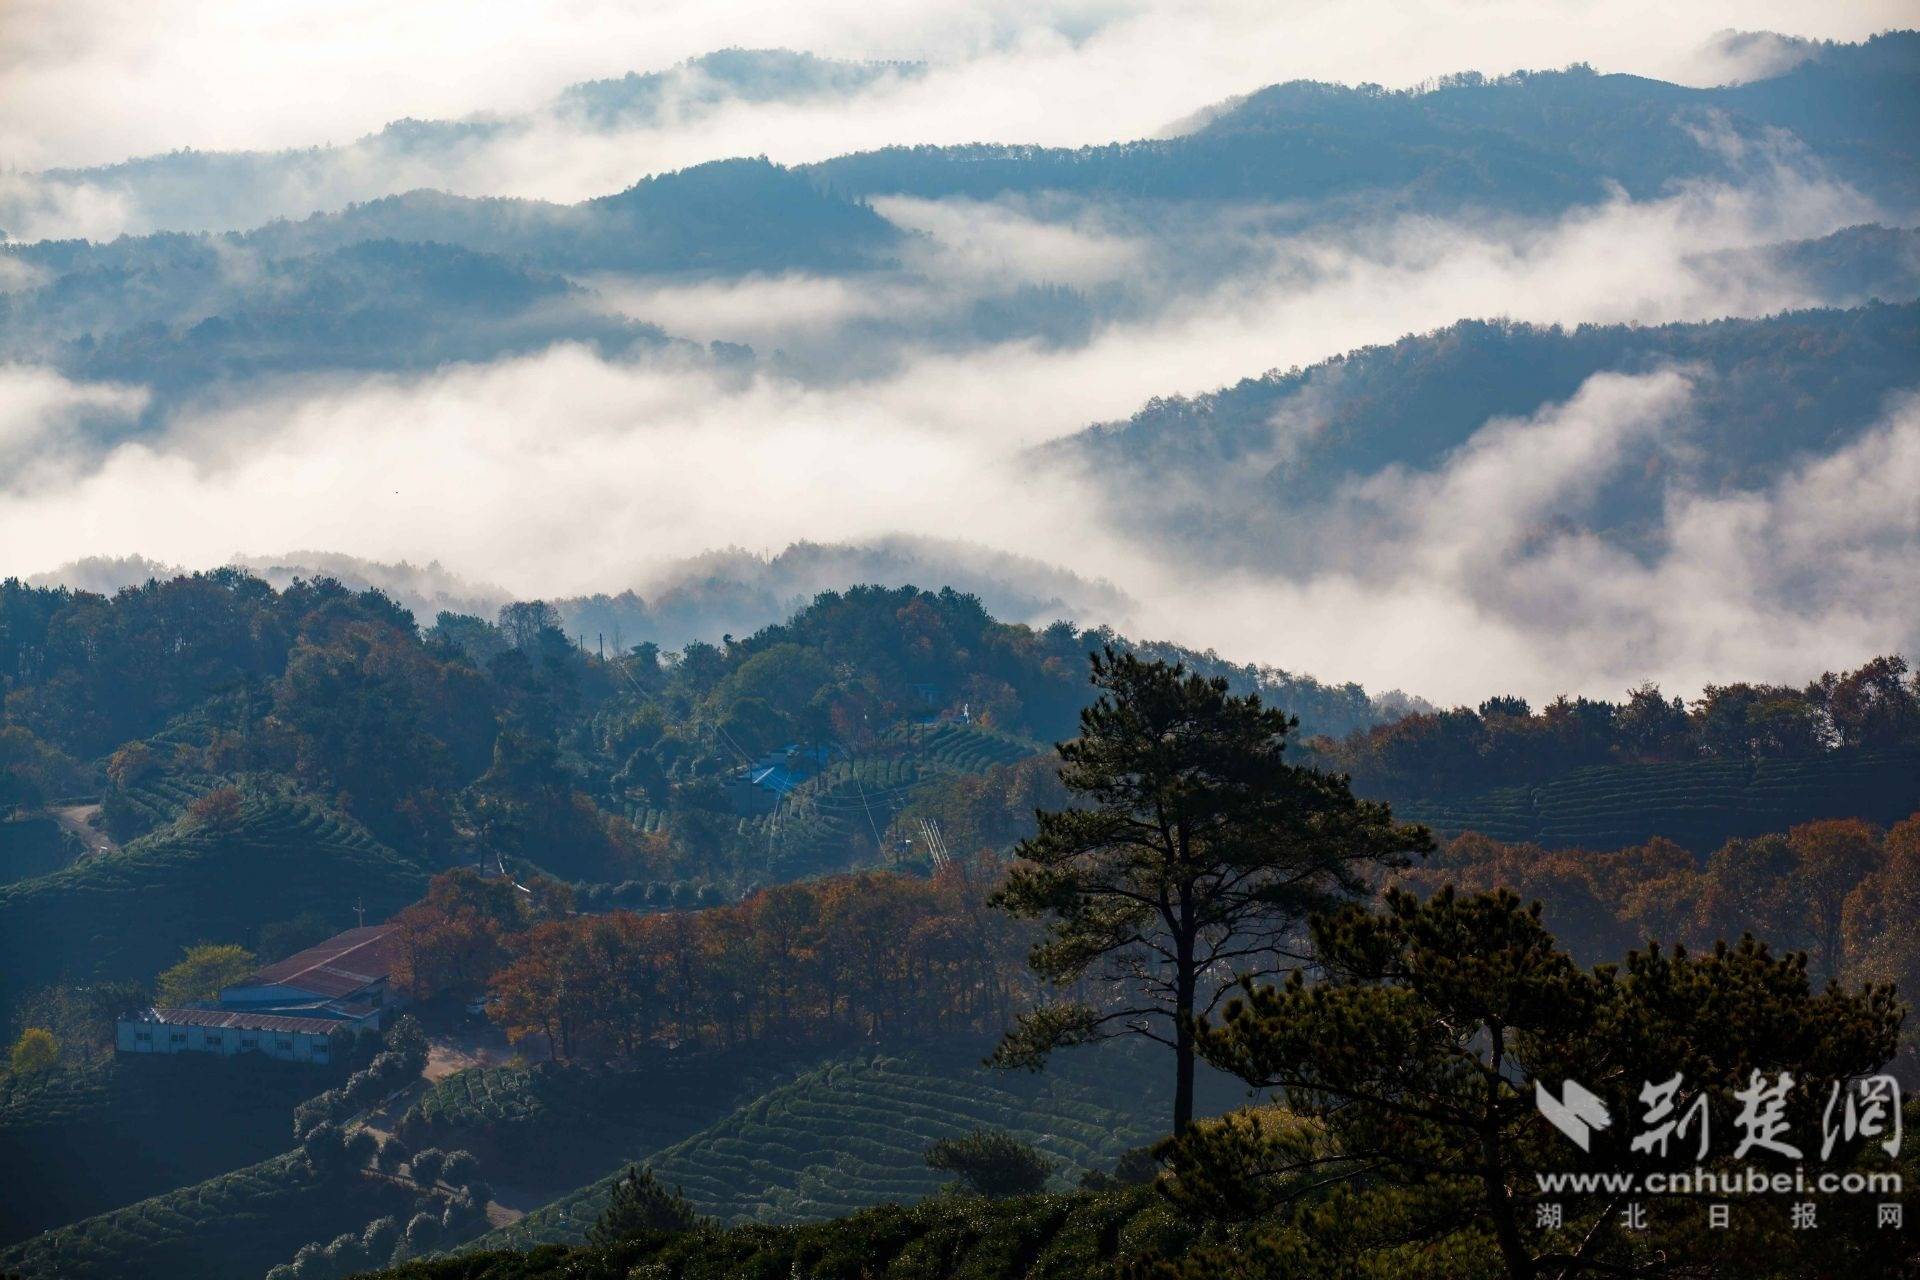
left=0, top=1053, right=339, bottom=1244
left=0, top=790, right=429, bottom=1017
left=0, top=1152, right=424, bottom=1280
left=478, top=1039, right=1240, bottom=1248
left=377, top=1185, right=1192, bottom=1280
left=1390, top=744, right=1920, bottom=852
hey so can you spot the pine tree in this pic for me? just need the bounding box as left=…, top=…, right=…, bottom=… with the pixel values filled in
left=924, top=1128, right=1055, bottom=1197
left=992, top=648, right=1431, bottom=1133
left=588, top=1165, right=701, bottom=1247
left=1154, top=887, right=1905, bottom=1280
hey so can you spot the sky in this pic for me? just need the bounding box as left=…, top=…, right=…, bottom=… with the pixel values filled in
left=2, top=0, right=1916, bottom=704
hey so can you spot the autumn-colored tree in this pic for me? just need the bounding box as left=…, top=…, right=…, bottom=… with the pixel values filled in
left=10, top=1027, right=59, bottom=1074
left=1784, top=818, right=1884, bottom=982
left=391, top=868, right=531, bottom=1001
left=488, top=920, right=584, bottom=1059
left=1844, top=814, right=1920, bottom=1065
left=156, top=943, right=257, bottom=1004
left=1813, top=654, right=1920, bottom=747
left=467, top=861, right=1030, bottom=1061
left=185, top=787, right=245, bottom=833
left=750, top=883, right=818, bottom=1032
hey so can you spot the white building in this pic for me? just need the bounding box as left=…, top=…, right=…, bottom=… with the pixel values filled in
left=116, top=1007, right=350, bottom=1065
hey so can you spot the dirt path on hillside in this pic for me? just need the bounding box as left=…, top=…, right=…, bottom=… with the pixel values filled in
left=50, top=804, right=116, bottom=856
left=424, top=1024, right=515, bottom=1081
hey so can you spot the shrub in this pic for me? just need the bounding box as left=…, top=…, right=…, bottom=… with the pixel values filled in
left=440, top=1148, right=480, bottom=1186
left=409, top=1147, right=447, bottom=1185
left=186, top=787, right=246, bottom=833
left=404, top=1209, right=441, bottom=1250
left=9, top=1027, right=58, bottom=1074
left=342, top=1127, right=379, bottom=1166
left=362, top=1214, right=401, bottom=1256
left=375, top=1136, right=409, bottom=1172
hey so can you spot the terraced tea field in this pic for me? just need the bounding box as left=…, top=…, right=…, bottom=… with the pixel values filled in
left=1392, top=745, right=1920, bottom=851
left=477, top=1038, right=1239, bottom=1248
left=0, top=1151, right=423, bottom=1280
left=398, top=1045, right=817, bottom=1184
left=396, top=1184, right=1194, bottom=1280
left=101, top=769, right=226, bottom=841
left=752, top=724, right=1040, bottom=879
left=0, top=791, right=428, bottom=1017
left=0, top=1053, right=339, bottom=1244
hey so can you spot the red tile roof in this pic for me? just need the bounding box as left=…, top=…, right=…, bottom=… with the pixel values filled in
left=137, top=1007, right=351, bottom=1035
left=237, top=924, right=399, bottom=999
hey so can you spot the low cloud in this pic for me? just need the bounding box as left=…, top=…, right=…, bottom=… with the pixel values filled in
left=0, top=365, right=146, bottom=472
left=3, top=0, right=1912, bottom=238
left=1118, top=378, right=1920, bottom=704
left=2, top=152, right=1910, bottom=702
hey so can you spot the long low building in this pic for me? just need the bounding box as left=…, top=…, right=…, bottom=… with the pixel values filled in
left=116, top=1007, right=351, bottom=1065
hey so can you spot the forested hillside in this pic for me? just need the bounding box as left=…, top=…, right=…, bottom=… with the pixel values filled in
left=1056, top=300, right=1920, bottom=562
left=807, top=35, right=1920, bottom=212
left=2, top=50, right=925, bottom=239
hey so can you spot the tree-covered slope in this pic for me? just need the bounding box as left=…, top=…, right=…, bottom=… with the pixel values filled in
left=1053, top=301, right=1920, bottom=564
left=807, top=35, right=1920, bottom=214
left=0, top=1053, right=339, bottom=1244
left=0, top=790, right=427, bottom=1019
left=477, top=1039, right=1239, bottom=1248
left=237, top=158, right=898, bottom=275
left=0, top=815, right=79, bottom=885
left=4, top=50, right=923, bottom=238
left=0, top=236, right=672, bottom=397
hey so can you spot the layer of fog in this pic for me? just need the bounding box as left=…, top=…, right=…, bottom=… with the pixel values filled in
left=33, top=537, right=1136, bottom=651
left=4, top=1, right=1911, bottom=239
left=4, top=146, right=1914, bottom=702
left=9, top=350, right=1912, bottom=706
left=590, top=140, right=1878, bottom=390
left=1139, top=375, right=1920, bottom=703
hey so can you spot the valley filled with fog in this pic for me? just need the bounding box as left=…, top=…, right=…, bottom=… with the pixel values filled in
left=5, top=2, right=1917, bottom=704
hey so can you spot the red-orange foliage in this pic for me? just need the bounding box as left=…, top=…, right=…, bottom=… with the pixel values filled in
left=483, top=858, right=1025, bottom=1062
left=1399, top=816, right=1918, bottom=994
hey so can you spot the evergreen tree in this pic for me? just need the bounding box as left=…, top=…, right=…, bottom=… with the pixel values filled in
left=924, top=1128, right=1055, bottom=1197
left=1157, top=887, right=1905, bottom=1279
left=993, top=648, right=1431, bottom=1132
left=588, top=1165, right=702, bottom=1247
